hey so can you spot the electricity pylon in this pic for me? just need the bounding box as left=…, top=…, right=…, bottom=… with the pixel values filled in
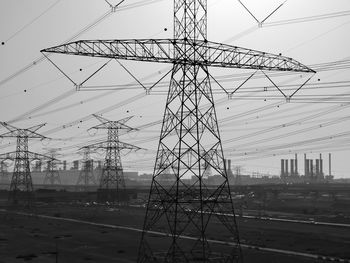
left=76, top=146, right=96, bottom=191
left=42, top=0, right=315, bottom=261
left=43, top=148, right=61, bottom=185
left=87, top=114, right=140, bottom=201
left=0, top=161, right=9, bottom=185
left=0, top=122, right=50, bottom=204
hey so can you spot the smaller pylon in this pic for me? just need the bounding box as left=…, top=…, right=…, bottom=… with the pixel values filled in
left=75, top=146, right=96, bottom=191
left=43, top=148, right=61, bottom=185
left=0, top=161, right=9, bottom=185
left=0, top=122, right=51, bottom=204
left=87, top=114, right=140, bottom=202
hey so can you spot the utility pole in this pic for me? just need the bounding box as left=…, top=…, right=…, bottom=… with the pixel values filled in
left=0, top=122, right=51, bottom=205
left=42, top=0, right=315, bottom=261
left=88, top=114, right=140, bottom=202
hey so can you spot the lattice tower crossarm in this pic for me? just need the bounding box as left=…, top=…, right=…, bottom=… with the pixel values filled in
left=41, top=39, right=314, bottom=73
left=42, top=0, right=315, bottom=261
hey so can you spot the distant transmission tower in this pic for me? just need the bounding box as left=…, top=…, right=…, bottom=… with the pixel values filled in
left=0, top=122, right=50, bottom=204
left=43, top=148, right=61, bottom=185
left=76, top=146, right=96, bottom=191
left=87, top=114, right=140, bottom=201
left=42, top=0, right=314, bottom=261
left=0, top=160, right=9, bottom=185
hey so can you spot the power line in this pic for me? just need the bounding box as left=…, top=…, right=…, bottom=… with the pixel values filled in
left=3, top=0, right=62, bottom=44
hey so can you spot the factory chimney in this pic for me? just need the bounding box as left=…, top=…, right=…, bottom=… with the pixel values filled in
left=310, top=159, right=314, bottom=179
left=329, top=153, right=332, bottom=177
left=319, top=154, right=323, bottom=178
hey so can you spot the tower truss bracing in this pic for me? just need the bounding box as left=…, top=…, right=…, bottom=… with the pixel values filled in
left=0, top=122, right=50, bottom=204
left=42, top=0, right=315, bottom=261
left=76, top=146, right=96, bottom=191
left=87, top=114, right=140, bottom=201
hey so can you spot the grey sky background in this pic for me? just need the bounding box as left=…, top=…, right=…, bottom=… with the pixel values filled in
left=0, top=0, right=350, bottom=178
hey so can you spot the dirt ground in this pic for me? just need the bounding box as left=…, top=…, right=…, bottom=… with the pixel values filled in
left=0, top=202, right=349, bottom=263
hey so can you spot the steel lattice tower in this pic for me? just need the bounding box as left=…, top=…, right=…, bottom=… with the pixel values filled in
left=0, top=161, right=8, bottom=184
left=85, top=114, right=140, bottom=201
left=0, top=122, right=49, bottom=204
left=42, top=0, right=314, bottom=261
left=76, top=146, right=96, bottom=191
left=43, top=149, right=61, bottom=185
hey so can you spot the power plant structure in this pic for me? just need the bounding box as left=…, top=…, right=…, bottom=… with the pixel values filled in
left=281, top=154, right=299, bottom=179
left=224, top=158, right=242, bottom=185
left=42, top=0, right=314, bottom=261
left=304, top=153, right=324, bottom=181
left=280, top=153, right=334, bottom=183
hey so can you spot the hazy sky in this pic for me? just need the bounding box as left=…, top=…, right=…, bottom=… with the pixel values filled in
left=0, top=0, right=350, bottom=178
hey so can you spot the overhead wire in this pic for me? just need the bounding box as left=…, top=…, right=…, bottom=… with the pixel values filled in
left=2, top=1, right=350, bottom=169
left=3, top=0, right=62, bottom=44
left=0, top=0, right=165, bottom=88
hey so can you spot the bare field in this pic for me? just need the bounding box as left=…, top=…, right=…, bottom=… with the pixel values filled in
left=1, top=201, right=349, bottom=263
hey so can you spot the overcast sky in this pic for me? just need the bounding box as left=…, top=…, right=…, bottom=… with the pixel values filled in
left=0, top=0, right=350, bottom=178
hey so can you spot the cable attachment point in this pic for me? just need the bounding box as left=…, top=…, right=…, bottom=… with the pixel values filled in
left=105, top=0, right=125, bottom=12
left=75, top=84, right=82, bottom=91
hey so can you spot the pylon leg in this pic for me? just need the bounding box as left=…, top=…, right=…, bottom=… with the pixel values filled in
left=138, top=64, right=241, bottom=262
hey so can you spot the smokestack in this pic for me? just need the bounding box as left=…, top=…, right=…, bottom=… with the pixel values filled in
left=329, top=153, right=332, bottom=176
left=228, top=159, right=232, bottom=171
left=310, top=159, right=314, bottom=178
left=320, top=154, right=323, bottom=177
left=304, top=154, right=307, bottom=176
left=281, top=159, right=285, bottom=177
left=316, top=159, right=320, bottom=179
left=290, top=159, right=294, bottom=176
left=285, top=159, right=289, bottom=176
left=295, top=154, right=298, bottom=175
